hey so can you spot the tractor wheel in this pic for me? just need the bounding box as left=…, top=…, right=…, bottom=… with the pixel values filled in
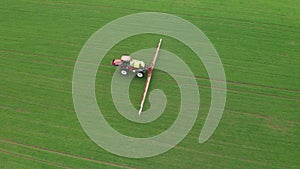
left=120, top=69, right=128, bottom=76
left=136, top=72, right=144, bottom=78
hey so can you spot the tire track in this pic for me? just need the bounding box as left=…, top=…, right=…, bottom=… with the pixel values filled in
left=0, top=138, right=281, bottom=169
left=1, top=49, right=299, bottom=93
left=0, top=105, right=300, bottom=141
left=1, top=92, right=299, bottom=129
left=11, top=94, right=300, bottom=129
left=1, top=56, right=299, bottom=101
left=29, top=0, right=300, bottom=31
left=0, top=149, right=75, bottom=169
left=3, top=105, right=295, bottom=168
left=2, top=63, right=299, bottom=101
left=0, top=139, right=138, bottom=169
left=1, top=2, right=299, bottom=168
left=2, top=33, right=299, bottom=70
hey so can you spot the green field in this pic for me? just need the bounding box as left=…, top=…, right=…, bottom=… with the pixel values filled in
left=1, top=0, right=299, bottom=168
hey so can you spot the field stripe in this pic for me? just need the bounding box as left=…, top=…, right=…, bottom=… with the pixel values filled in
left=2, top=99, right=298, bottom=142
left=28, top=0, right=300, bottom=31
left=0, top=149, right=75, bottom=169
left=1, top=69, right=299, bottom=102
left=1, top=56, right=299, bottom=101
left=1, top=103, right=296, bottom=140
left=2, top=0, right=299, bottom=168
left=1, top=48, right=299, bottom=92
left=1, top=71, right=299, bottom=103
left=0, top=138, right=290, bottom=169
left=0, top=139, right=138, bottom=169
left=2, top=40, right=300, bottom=72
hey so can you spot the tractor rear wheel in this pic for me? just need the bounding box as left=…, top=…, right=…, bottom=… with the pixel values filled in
left=120, top=69, right=128, bottom=76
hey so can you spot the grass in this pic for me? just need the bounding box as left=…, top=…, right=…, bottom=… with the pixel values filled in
left=1, top=0, right=299, bottom=168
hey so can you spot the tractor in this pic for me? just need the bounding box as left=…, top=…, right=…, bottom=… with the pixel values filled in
left=112, top=55, right=148, bottom=78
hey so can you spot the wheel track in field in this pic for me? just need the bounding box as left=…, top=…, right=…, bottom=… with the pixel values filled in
left=2, top=101, right=299, bottom=150
left=1, top=62, right=299, bottom=102
left=1, top=28, right=300, bottom=69
left=1, top=93, right=299, bottom=134
left=1, top=98, right=299, bottom=167
left=2, top=1, right=300, bottom=49
left=0, top=138, right=211, bottom=169
left=28, top=0, right=300, bottom=32
left=2, top=67, right=299, bottom=106
left=2, top=88, right=298, bottom=150
left=0, top=139, right=139, bottom=169
left=2, top=98, right=299, bottom=138
left=2, top=2, right=299, bottom=168
left=1, top=98, right=298, bottom=151
left=0, top=149, right=76, bottom=169
left=1, top=59, right=299, bottom=102
left=1, top=138, right=297, bottom=168
left=2, top=18, right=300, bottom=67
left=3, top=5, right=299, bottom=37
left=1, top=94, right=298, bottom=167
left=1, top=37, right=298, bottom=73
left=0, top=82, right=300, bottom=135
left=1, top=49, right=299, bottom=94
left=2, top=16, right=299, bottom=54
left=2, top=2, right=300, bottom=68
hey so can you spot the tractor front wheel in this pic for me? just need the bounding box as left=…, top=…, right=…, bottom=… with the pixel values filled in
left=136, top=72, right=144, bottom=78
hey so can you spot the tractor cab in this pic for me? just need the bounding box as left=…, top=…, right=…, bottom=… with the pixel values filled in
left=112, top=55, right=146, bottom=69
